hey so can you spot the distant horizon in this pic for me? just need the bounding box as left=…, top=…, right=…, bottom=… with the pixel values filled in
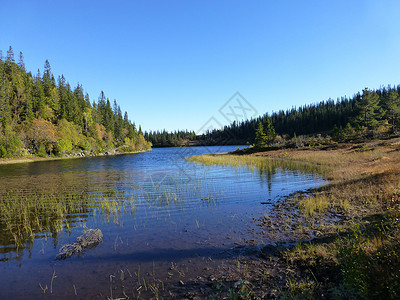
left=2, top=1, right=400, bottom=132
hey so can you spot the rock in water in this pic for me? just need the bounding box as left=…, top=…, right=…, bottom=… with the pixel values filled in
left=56, top=229, right=103, bottom=260
left=76, top=229, right=103, bottom=248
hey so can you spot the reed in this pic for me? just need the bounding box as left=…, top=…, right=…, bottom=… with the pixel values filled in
left=187, top=153, right=329, bottom=177
left=0, top=189, right=130, bottom=251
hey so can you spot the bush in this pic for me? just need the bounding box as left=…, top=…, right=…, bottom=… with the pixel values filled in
left=0, top=145, right=7, bottom=158
left=36, top=144, right=47, bottom=157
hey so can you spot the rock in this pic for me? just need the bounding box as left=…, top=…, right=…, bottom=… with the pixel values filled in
left=76, top=229, right=103, bottom=248
left=56, top=229, right=103, bottom=260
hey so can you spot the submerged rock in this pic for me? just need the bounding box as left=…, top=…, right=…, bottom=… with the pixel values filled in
left=56, top=229, right=103, bottom=260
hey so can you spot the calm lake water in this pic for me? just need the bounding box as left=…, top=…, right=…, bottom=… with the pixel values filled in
left=0, top=146, right=324, bottom=299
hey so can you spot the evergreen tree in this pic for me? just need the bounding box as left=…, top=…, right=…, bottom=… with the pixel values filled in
left=6, top=46, right=14, bottom=64
left=18, top=52, right=25, bottom=72
left=34, top=70, right=46, bottom=118
left=355, top=88, right=384, bottom=129
left=264, top=116, right=276, bottom=145
left=254, top=121, right=267, bottom=148
left=0, top=47, right=151, bottom=157
left=385, top=89, right=400, bottom=130
left=57, top=75, right=68, bottom=120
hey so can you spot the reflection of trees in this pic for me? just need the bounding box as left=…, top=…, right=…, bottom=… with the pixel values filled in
left=257, top=165, right=275, bottom=192
left=190, top=154, right=325, bottom=196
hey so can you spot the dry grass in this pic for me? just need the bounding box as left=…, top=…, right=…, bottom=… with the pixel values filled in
left=189, top=138, right=400, bottom=298
left=249, top=138, right=400, bottom=218
left=255, top=138, right=400, bottom=298
left=189, top=138, right=400, bottom=219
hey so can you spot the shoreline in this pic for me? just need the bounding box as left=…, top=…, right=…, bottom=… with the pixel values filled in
left=0, top=149, right=151, bottom=165
left=176, top=137, right=400, bottom=298
left=1, top=140, right=399, bottom=298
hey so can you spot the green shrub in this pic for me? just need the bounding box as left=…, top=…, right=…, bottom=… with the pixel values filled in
left=36, top=144, right=47, bottom=157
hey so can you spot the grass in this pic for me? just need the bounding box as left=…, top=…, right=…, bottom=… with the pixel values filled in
left=187, top=153, right=329, bottom=177
left=268, top=140, right=400, bottom=298
left=280, top=216, right=400, bottom=299
left=0, top=189, right=131, bottom=252
left=0, top=171, right=219, bottom=258
left=188, top=137, right=400, bottom=299
left=297, top=194, right=330, bottom=216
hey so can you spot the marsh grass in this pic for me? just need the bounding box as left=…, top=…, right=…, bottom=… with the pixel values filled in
left=0, top=170, right=222, bottom=258
left=187, top=153, right=329, bottom=177
left=188, top=138, right=400, bottom=298
left=267, top=140, right=400, bottom=298
left=297, top=195, right=330, bottom=216
left=0, top=191, right=89, bottom=249
left=281, top=217, right=400, bottom=299
left=0, top=189, right=133, bottom=253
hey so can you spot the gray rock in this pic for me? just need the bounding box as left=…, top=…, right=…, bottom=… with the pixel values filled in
left=56, top=229, right=103, bottom=260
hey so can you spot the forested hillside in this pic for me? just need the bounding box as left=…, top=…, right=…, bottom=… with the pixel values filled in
left=213, top=86, right=400, bottom=144
left=0, top=47, right=151, bottom=158
left=146, top=85, right=400, bottom=147
left=210, top=85, right=400, bottom=145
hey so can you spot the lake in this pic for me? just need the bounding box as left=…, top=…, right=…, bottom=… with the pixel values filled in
left=0, top=146, right=324, bottom=299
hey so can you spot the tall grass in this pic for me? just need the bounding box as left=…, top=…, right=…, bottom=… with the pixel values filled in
left=298, top=195, right=330, bottom=216
left=0, top=173, right=221, bottom=257
left=0, top=190, right=128, bottom=252
left=187, top=153, right=329, bottom=177
left=263, top=140, right=400, bottom=298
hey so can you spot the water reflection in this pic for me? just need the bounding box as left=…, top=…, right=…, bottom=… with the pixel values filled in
left=0, top=146, right=324, bottom=263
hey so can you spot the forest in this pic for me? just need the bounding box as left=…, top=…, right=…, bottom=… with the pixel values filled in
left=144, top=129, right=196, bottom=147
left=146, top=85, right=400, bottom=147
left=1, top=46, right=399, bottom=157
left=0, top=47, right=151, bottom=158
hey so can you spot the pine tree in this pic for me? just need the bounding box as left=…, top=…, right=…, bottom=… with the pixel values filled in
left=18, top=52, right=25, bottom=72
left=6, top=46, right=14, bottom=64
left=0, top=47, right=151, bottom=157
left=57, top=75, right=68, bottom=119
left=355, top=88, right=384, bottom=129
left=264, top=116, right=276, bottom=145
left=385, top=89, right=400, bottom=130
left=254, top=121, right=267, bottom=148
left=34, top=70, right=45, bottom=118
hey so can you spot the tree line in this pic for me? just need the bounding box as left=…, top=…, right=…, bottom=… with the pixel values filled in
left=0, top=46, right=151, bottom=158
left=144, top=130, right=196, bottom=147
left=195, top=86, right=400, bottom=147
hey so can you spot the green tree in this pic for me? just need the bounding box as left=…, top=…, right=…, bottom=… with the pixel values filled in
left=33, top=70, right=46, bottom=118
left=254, top=121, right=267, bottom=148
left=264, top=116, right=276, bottom=145
left=6, top=46, right=15, bottom=64
left=385, top=89, right=400, bottom=130
left=0, top=47, right=151, bottom=158
left=355, top=88, right=384, bottom=129
left=18, top=52, right=25, bottom=72
left=56, top=119, right=85, bottom=154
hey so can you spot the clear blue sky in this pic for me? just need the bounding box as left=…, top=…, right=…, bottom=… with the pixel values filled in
left=1, top=0, right=400, bottom=132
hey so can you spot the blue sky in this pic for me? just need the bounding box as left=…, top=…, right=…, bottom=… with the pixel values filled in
left=1, top=0, right=400, bottom=132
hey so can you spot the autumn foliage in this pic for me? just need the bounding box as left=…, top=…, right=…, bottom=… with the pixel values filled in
left=0, top=47, right=151, bottom=158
